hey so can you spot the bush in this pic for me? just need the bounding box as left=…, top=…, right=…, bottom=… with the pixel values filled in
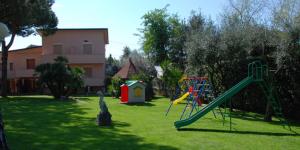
left=110, top=77, right=123, bottom=98
left=34, top=56, right=84, bottom=99
left=160, top=60, right=183, bottom=98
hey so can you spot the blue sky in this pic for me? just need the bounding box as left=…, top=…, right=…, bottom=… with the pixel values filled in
left=8, top=0, right=227, bottom=58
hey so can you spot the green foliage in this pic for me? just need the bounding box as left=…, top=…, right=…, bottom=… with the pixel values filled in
left=167, top=15, right=187, bottom=70
left=141, top=7, right=169, bottom=64
left=110, top=77, right=123, bottom=98
left=105, top=54, right=120, bottom=93
left=160, top=60, right=183, bottom=97
left=122, top=46, right=131, bottom=58
left=140, top=6, right=186, bottom=67
left=272, top=7, right=300, bottom=120
left=182, top=1, right=300, bottom=120
left=129, top=50, right=157, bottom=79
left=131, top=73, right=149, bottom=83
left=120, top=46, right=132, bottom=65
left=107, top=54, right=114, bottom=65
left=138, top=1, right=300, bottom=120
left=0, top=0, right=58, bottom=36
left=34, top=56, right=84, bottom=99
left=67, top=67, right=84, bottom=90
left=184, top=8, right=273, bottom=118
left=184, top=11, right=225, bottom=94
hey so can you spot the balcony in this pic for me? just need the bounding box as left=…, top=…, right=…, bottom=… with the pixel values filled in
left=41, top=54, right=105, bottom=64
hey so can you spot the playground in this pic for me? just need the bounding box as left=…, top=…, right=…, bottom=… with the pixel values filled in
left=1, top=0, right=300, bottom=149
left=0, top=95, right=299, bottom=150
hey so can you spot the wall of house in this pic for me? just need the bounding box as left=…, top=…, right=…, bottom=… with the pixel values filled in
left=41, top=29, right=107, bottom=87
left=1, top=29, right=108, bottom=93
left=69, top=64, right=105, bottom=86
left=0, top=47, right=43, bottom=79
left=42, top=30, right=107, bottom=55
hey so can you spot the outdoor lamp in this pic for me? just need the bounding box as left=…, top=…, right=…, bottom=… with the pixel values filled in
left=0, top=22, right=10, bottom=41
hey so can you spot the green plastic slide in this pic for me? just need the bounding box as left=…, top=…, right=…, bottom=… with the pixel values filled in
left=174, top=77, right=254, bottom=129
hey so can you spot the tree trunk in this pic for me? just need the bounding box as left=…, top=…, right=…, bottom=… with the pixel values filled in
left=1, top=41, right=8, bottom=98
left=264, top=100, right=273, bottom=122
left=47, top=83, right=60, bottom=99
left=1, top=34, right=15, bottom=98
left=162, top=82, right=168, bottom=97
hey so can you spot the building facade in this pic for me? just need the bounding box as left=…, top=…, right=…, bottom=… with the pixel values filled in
left=0, top=28, right=108, bottom=94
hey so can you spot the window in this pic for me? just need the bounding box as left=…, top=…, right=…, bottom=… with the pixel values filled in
left=9, top=63, right=13, bottom=71
left=83, top=43, right=92, bottom=54
left=53, top=44, right=63, bottom=55
left=26, top=59, right=35, bottom=69
left=83, top=67, right=93, bottom=78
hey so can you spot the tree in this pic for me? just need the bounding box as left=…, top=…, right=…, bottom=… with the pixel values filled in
left=185, top=11, right=224, bottom=94
left=120, top=46, right=131, bottom=65
left=160, top=60, right=183, bottom=98
left=271, top=0, right=300, bottom=120
left=219, top=0, right=277, bottom=119
left=167, top=15, right=187, bottom=70
left=129, top=50, right=156, bottom=77
left=184, top=2, right=281, bottom=121
left=185, top=11, right=210, bottom=76
left=106, top=54, right=120, bottom=77
left=0, top=0, right=58, bottom=97
left=227, top=0, right=268, bottom=24
left=141, top=7, right=170, bottom=65
left=128, top=50, right=156, bottom=100
left=122, top=46, right=131, bottom=58
left=105, top=54, right=120, bottom=92
left=140, top=6, right=186, bottom=67
left=107, top=54, right=114, bottom=65
left=35, top=56, right=84, bottom=99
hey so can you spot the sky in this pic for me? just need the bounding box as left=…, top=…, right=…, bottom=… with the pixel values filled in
left=7, top=0, right=227, bottom=59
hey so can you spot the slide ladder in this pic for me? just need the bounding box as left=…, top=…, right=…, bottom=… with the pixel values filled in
left=259, top=81, right=291, bottom=130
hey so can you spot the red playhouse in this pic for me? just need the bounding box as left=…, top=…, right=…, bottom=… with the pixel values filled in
left=120, top=80, right=146, bottom=103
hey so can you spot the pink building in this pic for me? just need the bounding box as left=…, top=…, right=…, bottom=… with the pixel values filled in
left=0, top=28, right=109, bottom=94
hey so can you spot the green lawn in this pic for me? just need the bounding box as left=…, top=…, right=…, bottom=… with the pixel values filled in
left=0, top=96, right=299, bottom=150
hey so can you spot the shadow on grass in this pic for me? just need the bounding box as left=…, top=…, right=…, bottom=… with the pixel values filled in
left=0, top=96, right=177, bottom=150
left=178, top=128, right=299, bottom=136
left=123, top=102, right=155, bottom=107
left=149, top=96, right=165, bottom=101
left=227, top=111, right=277, bottom=123
left=226, top=110, right=300, bottom=130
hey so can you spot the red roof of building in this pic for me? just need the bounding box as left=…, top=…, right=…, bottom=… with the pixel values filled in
left=113, top=58, right=138, bottom=79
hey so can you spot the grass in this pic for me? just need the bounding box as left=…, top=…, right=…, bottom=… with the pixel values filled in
left=0, top=95, right=299, bottom=150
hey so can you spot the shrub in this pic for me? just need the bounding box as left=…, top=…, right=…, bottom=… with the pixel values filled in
left=110, top=77, right=123, bottom=98
left=160, top=60, right=183, bottom=98
left=34, top=56, right=84, bottom=99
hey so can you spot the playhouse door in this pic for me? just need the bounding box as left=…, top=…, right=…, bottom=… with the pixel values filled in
left=121, top=85, right=128, bottom=103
